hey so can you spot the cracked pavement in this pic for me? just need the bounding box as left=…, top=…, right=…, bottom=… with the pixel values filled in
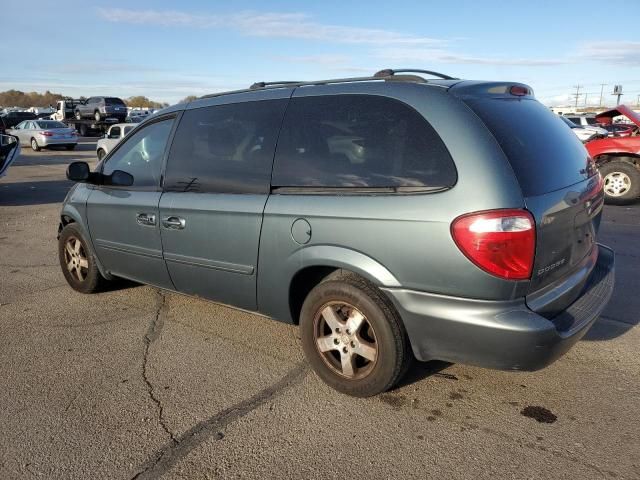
left=0, top=141, right=639, bottom=479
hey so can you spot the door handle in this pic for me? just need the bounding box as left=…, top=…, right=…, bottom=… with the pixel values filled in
left=136, top=213, right=156, bottom=226
left=162, top=216, right=186, bottom=230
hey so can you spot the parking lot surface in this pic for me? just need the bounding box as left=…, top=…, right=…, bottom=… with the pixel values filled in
left=1, top=140, right=639, bottom=479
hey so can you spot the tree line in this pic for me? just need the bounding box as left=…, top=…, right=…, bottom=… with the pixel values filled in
left=0, top=90, right=182, bottom=109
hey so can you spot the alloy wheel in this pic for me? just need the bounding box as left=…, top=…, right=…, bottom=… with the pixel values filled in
left=313, top=302, right=378, bottom=379
left=64, top=236, right=89, bottom=282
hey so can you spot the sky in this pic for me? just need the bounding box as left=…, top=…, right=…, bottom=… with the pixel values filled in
left=3, top=0, right=640, bottom=106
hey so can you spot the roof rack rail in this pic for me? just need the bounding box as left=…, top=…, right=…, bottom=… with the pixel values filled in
left=374, top=69, right=457, bottom=80
left=201, top=69, right=459, bottom=100
left=250, top=81, right=302, bottom=90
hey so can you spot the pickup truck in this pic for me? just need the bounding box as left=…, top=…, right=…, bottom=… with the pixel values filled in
left=585, top=105, right=640, bottom=204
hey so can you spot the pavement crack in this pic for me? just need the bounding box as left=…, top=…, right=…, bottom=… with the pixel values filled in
left=130, top=361, right=308, bottom=480
left=141, top=290, right=177, bottom=447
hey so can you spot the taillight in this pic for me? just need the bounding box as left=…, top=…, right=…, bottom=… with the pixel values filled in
left=451, top=209, right=535, bottom=280
left=39, top=131, right=54, bottom=136
left=510, top=85, right=530, bottom=96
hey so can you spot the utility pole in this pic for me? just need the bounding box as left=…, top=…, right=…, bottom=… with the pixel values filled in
left=573, top=85, right=583, bottom=109
left=584, top=93, right=588, bottom=107
left=637, top=94, right=640, bottom=107
left=599, top=83, right=607, bottom=107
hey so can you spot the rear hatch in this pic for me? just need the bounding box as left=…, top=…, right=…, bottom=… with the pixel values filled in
left=454, top=84, right=603, bottom=317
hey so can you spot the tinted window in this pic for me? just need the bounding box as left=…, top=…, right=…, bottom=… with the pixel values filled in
left=109, top=126, right=121, bottom=138
left=124, top=126, right=134, bottom=135
left=585, top=117, right=598, bottom=125
left=272, top=95, right=456, bottom=189
left=164, top=99, right=288, bottom=194
left=466, top=98, right=592, bottom=196
left=103, top=118, right=174, bottom=188
left=566, top=117, right=579, bottom=124
left=105, top=97, right=125, bottom=106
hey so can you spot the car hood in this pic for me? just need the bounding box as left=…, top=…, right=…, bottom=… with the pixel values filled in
left=595, top=105, right=640, bottom=127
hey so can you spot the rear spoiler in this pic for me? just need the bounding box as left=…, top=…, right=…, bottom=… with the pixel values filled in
left=448, top=81, right=534, bottom=99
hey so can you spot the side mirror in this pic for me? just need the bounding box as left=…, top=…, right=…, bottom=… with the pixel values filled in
left=109, top=170, right=134, bottom=187
left=66, top=161, right=90, bottom=182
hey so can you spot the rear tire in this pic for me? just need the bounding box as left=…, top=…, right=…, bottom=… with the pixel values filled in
left=300, top=272, right=411, bottom=397
left=600, top=161, right=640, bottom=205
left=58, top=223, right=108, bottom=294
left=30, top=138, right=40, bottom=152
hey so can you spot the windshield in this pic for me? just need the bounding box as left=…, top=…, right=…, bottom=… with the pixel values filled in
left=586, top=117, right=598, bottom=125
left=36, top=121, right=67, bottom=129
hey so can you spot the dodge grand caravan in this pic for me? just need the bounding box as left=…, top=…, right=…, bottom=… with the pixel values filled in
left=59, top=69, right=615, bottom=397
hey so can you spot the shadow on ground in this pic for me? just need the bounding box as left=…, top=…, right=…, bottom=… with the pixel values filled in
left=0, top=179, right=72, bottom=206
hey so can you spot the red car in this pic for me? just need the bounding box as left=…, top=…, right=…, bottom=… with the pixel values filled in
left=586, top=105, right=640, bottom=204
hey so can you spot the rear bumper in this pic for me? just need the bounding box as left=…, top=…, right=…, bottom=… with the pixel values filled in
left=382, top=244, right=615, bottom=370
left=40, top=137, right=77, bottom=147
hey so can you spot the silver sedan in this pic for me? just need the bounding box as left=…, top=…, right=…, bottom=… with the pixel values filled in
left=8, top=120, right=78, bottom=151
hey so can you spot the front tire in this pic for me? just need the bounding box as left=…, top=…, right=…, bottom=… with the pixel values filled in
left=300, top=273, right=411, bottom=397
left=58, top=223, right=108, bottom=293
left=31, top=138, right=40, bottom=151
left=600, top=161, right=640, bottom=205
left=75, top=110, right=82, bottom=120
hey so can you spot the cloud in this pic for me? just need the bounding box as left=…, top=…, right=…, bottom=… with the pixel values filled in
left=97, top=8, right=445, bottom=46
left=579, top=42, right=640, bottom=66
left=374, top=47, right=567, bottom=66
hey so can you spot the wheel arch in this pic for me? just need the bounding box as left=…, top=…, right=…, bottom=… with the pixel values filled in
left=283, top=245, right=401, bottom=325
left=595, top=153, right=640, bottom=169
left=58, top=205, right=114, bottom=280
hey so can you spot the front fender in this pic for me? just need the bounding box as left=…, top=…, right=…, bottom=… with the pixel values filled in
left=59, top=185, right=113, bottom=280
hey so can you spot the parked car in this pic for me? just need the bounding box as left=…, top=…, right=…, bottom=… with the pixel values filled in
left=59, top=69, right=614, bottom=397
left=564, top=114, right=599, bottom=127
left=585, top=105, right=640, bottom=204
left=8, top=120, right=78, bottom=151
left=96, top=123, right=136, bottom=160
left=561, top=114, right=608, bottom=137
left=0, top=134, right=20, bottom=178
left=74, top=97, right=127, bottom=122
left=0, top=111, right=37, bottom=134
left=559, top=116, right=601, bottom=142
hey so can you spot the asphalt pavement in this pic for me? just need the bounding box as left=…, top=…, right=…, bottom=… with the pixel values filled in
left=0, top=139, right=638, bottom=479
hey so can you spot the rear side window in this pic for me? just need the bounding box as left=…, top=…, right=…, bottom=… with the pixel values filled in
left=466, top=98, right=592, bottom=196
left=164, top=99, right=288, bottom=194
left=271, top=95, right=456, bottom=189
